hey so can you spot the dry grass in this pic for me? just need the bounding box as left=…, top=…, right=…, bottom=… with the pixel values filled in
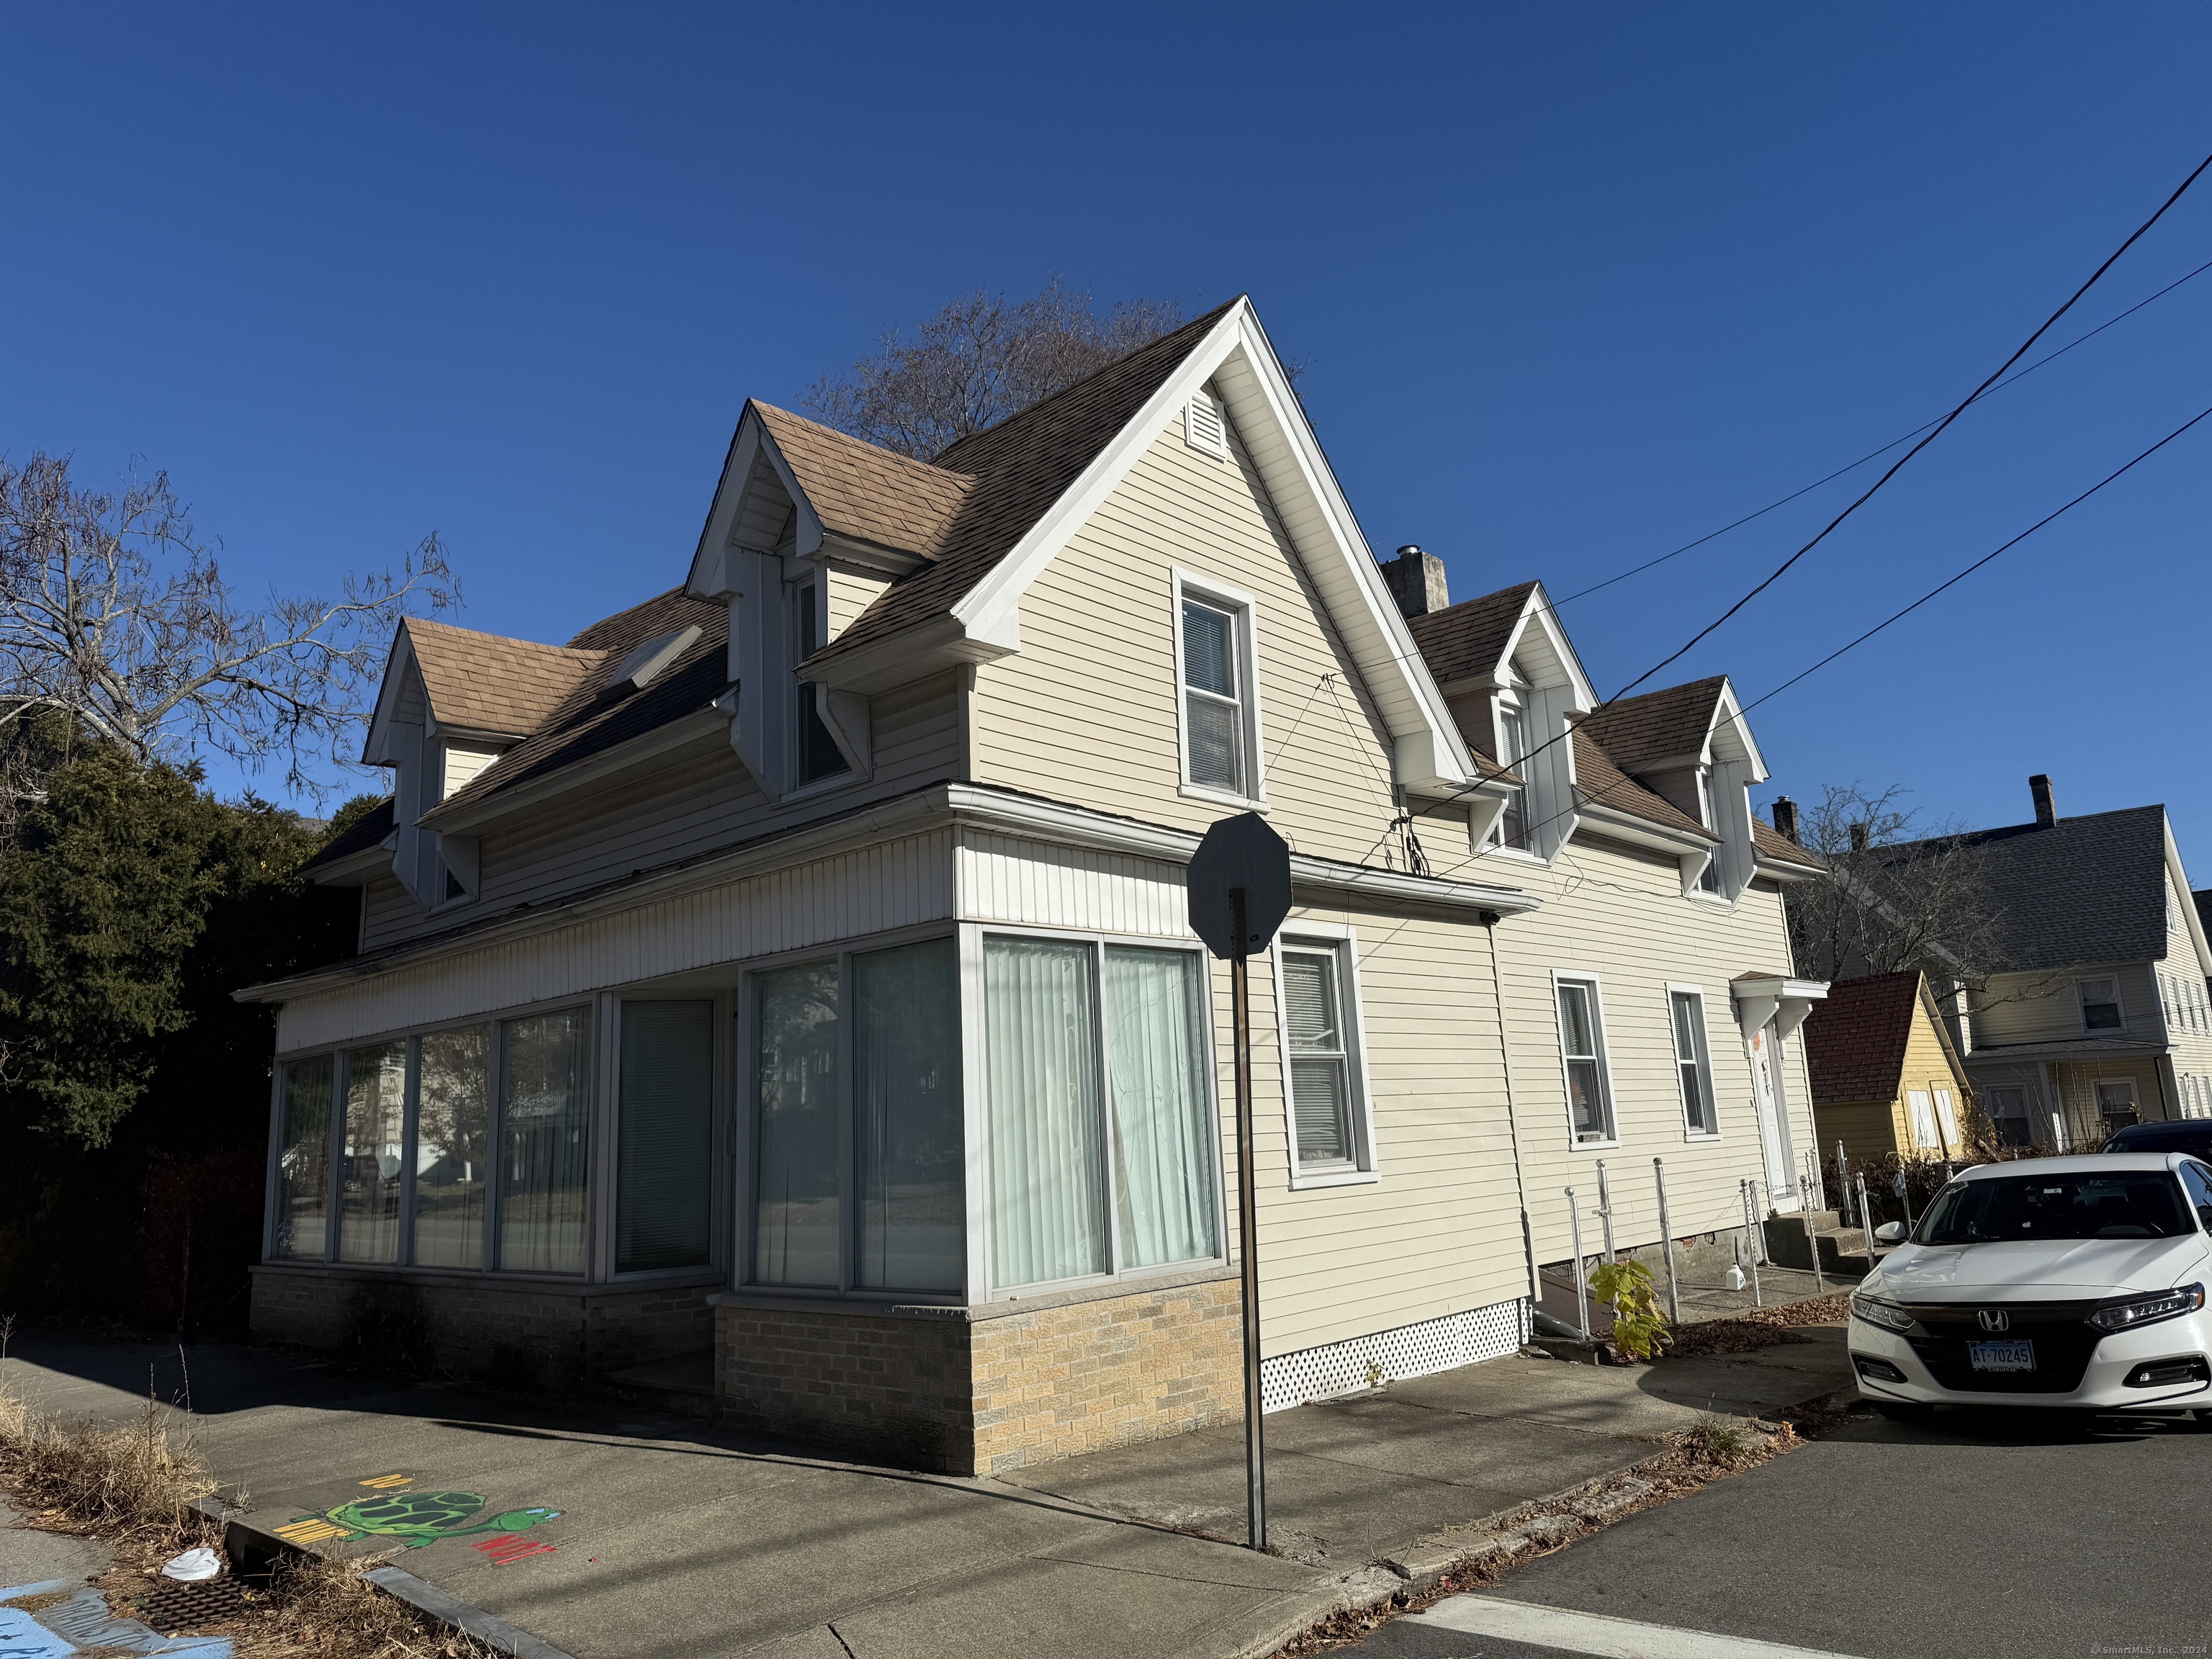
left=0, top=1318, right=495, bottom=1659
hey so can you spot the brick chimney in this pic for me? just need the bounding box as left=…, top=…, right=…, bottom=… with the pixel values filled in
left=1771, top=796, right=1799, bottom=845
left=2031, top=773, right=2057, bottom=828
left=1381, top=545, right=1449, bottom=619
left=1849, top=821, right=1870, bottom=852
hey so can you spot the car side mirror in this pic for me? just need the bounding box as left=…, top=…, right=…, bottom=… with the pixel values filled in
left=1873, top=1221, right=1909, bottom=1245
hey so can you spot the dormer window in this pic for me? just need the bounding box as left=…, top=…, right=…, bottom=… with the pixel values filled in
left=1694, top=773, right=1723, bottom=894
left=792, top=582, right=849, bottom=786
left=1495, top=702, right=1531, bottom=850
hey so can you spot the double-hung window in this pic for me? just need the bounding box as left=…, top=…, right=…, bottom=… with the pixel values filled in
left=1278, top=938, right=1372, bottom=1177
left=1495, top=703, right=1530, bottom=850
left=1178, top=583, right=1254, bottom=799
left=1555, top=975, right=1616, bottom=1143
left=982, top=933, right=1222, bottom=1290
left=2078, top=976, right=2124, bottom=1033
left=751, top=937, right=965, bottom=1294
left=792, top=583, right=849, bottom=786
left=1668, top=988, right=1717, bottom=1135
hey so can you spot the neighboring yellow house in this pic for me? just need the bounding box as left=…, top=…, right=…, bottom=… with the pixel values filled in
left=1803, top=969, right=1975, bottom=1162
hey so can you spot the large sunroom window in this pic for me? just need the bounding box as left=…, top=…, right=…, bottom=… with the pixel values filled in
left=338, top=1040, right=408, bottom=1263
left=750, top=937, right=964, bottom=1294
left=984, top=935, right=1220, bottom=1291
left=499, top=1009, right=593, bottom=1274
left=618, top=1001, right=715, bottom=1272
left=272, top=1056, right=333, bottom=1261
left=415, top=1026, right=490, bottom=1268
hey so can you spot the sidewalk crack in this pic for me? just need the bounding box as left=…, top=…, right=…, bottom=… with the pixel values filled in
left=827, top=1623, right=858, bottom=1658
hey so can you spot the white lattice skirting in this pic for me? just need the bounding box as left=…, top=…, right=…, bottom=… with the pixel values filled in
left=1259, top=1297, right=1532, bottom=1414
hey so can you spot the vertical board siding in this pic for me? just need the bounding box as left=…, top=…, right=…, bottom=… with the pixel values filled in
left=277, top=829, right=955, bottom=1051
left=970, top=413, right=1409, bottom=868
left=957, top=830, right=1192, bottom=938
left=359, top=673, right=963, bottom=955
left=1491, top=837, right=1817, bottom=1264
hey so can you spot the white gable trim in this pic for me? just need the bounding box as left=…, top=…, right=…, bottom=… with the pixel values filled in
left=949, top=300, right=1478, bottom=792
left=361, top=627, right=423, bottom=767
left=1493, top=584, right=1598, bottom=711
left=683, top=408, right=825, bottom=599
left=1709, top=678, right=1770, bottom=783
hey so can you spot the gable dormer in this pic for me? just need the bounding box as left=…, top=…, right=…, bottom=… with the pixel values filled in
left=1401, top=575, right=1597, bottom=860
left=361, top=618, right=599, bottom=910
left=1579, top=676, right=1768, bottom=903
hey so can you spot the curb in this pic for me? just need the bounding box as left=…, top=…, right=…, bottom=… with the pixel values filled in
left=189, top=1496, right=579, bottom=1659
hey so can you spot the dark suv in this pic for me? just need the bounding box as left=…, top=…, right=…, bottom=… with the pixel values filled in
left=2101, top=1119, right=2212, bottom=1159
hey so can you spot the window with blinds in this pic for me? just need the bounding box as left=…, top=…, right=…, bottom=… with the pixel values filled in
left=1179, top=595, right=1249, bottom=796
left=617, top=1000, right=715, bottom=1272
left=1556, top=977, right=1615, bottom=1143
left=1282, top=944, right=1357, bottom=1169
left=1668, top=989, right=1717, bottom=1135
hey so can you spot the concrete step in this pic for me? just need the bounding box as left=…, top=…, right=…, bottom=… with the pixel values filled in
left=606, top=1351, right=716, bottom=1419
left=1761, top=1213, right=1871, bottom=1280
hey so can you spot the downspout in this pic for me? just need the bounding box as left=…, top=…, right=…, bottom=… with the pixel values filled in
left=1485, top=911, right=1539, bottom=1308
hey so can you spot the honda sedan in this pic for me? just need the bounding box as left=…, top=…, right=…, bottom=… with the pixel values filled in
left=1848, top=1154, right=2212, bottom=1417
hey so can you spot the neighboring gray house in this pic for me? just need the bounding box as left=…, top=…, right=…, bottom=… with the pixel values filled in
left=1872, top=777, right=2212, bottom=1147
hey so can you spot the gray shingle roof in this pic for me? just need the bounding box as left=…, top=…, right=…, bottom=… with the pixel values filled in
left=1871, top=804, right=2172, bottom=974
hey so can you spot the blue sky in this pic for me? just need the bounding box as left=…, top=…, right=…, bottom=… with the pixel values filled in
left=6, top=4, right=2209, bottom=861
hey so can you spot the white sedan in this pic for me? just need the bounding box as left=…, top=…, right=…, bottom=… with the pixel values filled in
left=1848, top=1153, right=2212, bottom=1417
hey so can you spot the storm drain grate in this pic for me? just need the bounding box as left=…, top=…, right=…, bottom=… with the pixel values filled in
left=139, top=1574, right=248, bottom=1629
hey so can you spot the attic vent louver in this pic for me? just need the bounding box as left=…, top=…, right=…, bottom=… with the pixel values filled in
left=1184, top=389, right=1228, bottom=459
left=611, top=623, right=703, bottom=691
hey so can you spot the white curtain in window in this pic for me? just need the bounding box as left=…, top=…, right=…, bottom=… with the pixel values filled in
left=338, top=1040, right=408, bottom=1264
left=274, top=1056, right=333, bottom=1260
left=499, top=1008, right=592, bottom=1274
left=415, top=1026, right=490, bottom=1269
left=618, top=1001, right=715, bottom=1273
left=986, top=938, right=1107, bottom=1288
left=854, top=938, right=963, bottom=1291
left=755, top=961, right=841, bottom=1287
left=1103, top=947, right=1218, bottom=1269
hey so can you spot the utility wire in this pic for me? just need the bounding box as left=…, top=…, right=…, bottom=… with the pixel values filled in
left=1549, top=251, right=2212, bottom=611
left=1609, top=147, right=2212, bottom=703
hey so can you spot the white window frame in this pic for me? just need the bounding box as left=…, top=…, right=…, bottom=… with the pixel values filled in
left=1272, top=922, right=1380, bottom=1188
left=1552, top=970, right=1619, bottom=1148
left=963, top=921, right=1231, bottom=1302
left=1172, top=570, right=1266, bottom=809
left=1665, top=983, right=1721, bottom=1139
left=2077, top=975, right=2126, bottom=1034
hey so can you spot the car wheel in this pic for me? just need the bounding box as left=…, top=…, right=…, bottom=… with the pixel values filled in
left=1873, top=1401, right=1933, bottom=1422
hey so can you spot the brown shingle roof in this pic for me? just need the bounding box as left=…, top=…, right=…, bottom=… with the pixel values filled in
left=1802, top=970, right=1924, bottom=1104
left=1578, top=676, right=1727, bottom=772
left=1571, top=729, right=1714, bottom=840
left=1753, top=814, right=1825, bottom=870
left=1405, top=582, right=1539, bottom=688
left=751, top=402, right=974, bottom=559
left=405, top=618, right=605, bottom=739
left=806, top=300, right=1241, bottom=670
left=302, top=796, right=395, bottom=873
left=423, top=588, right=729, bottom=823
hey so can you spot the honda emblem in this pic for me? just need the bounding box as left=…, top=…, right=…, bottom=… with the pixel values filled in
left=1977, top=1309, right=2010, bottom=1334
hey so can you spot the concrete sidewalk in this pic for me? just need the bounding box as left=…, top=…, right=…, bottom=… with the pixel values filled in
left=0, top=1320, right=1853, bottom=1659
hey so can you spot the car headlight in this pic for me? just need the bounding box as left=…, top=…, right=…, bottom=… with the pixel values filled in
left=2087, top=1282, right=2206, bottom=1334
left=1850, top=1293, right=1915, bottom=1334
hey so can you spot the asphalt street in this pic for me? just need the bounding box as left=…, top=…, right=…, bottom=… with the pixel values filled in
left=1344, top=1403, right=2212, bottom=1659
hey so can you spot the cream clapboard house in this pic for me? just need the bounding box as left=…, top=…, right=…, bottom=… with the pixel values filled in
left=241, top=297, right=1823, bottom=1475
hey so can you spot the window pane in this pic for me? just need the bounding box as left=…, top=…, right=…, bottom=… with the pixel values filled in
left=415, top=1026, right=490, bottom=1269
left=854, top=939, right=963, bottom=1292
left=1557, top=982, right=1596, bottom=1059
left=1566, top=1056, right=1608, bottom=1139
left=272, top=1055, right=333, bottom=1260
left=618, top=1001, right=715, bottom=1273
left=338, top=1040, right=408, bottom=1264
left=986, top=938, right=1108, bottom=1288
left=1282, top=953, right=1341, bottom=1052
left=1291, top=1056, right=1354, bottom=1166
left=1185, top=691, right=1245, bottom=793
left=499, top=1009, right=591, bottom=1274
left=1103, top=947, right=1218, bottom=1269
left=1678, top=1062, right=1706, bottom=1128
left=755, top=961, right=841, bottom=1287
left=1181, top=601, right=1236, bottom=697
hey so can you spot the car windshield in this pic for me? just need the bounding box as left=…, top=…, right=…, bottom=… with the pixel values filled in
left=1917, top=1172, right=2194, bottom=1244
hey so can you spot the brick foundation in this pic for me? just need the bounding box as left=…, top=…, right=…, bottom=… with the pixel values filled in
left=249, top=1264, right=716, bottom=1394
left=714, top=1272, right=1244, bottom=1475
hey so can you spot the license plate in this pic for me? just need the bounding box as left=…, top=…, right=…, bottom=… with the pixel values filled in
left=1968, top=1339, right=2035, bottom=1373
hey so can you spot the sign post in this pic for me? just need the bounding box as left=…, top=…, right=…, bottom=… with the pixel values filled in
left=1186, top=812, right=1293, bottom=1554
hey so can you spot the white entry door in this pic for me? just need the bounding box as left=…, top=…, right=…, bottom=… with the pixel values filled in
left=1747, top=1020, right=1799, bottom=1210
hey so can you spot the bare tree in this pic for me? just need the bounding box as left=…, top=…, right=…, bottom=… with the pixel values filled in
left=805, top=279, right=1187, bottom=459
left=0, top=451, right=458, bottom=798
left=1783, top=783, right=2005, bottom=988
